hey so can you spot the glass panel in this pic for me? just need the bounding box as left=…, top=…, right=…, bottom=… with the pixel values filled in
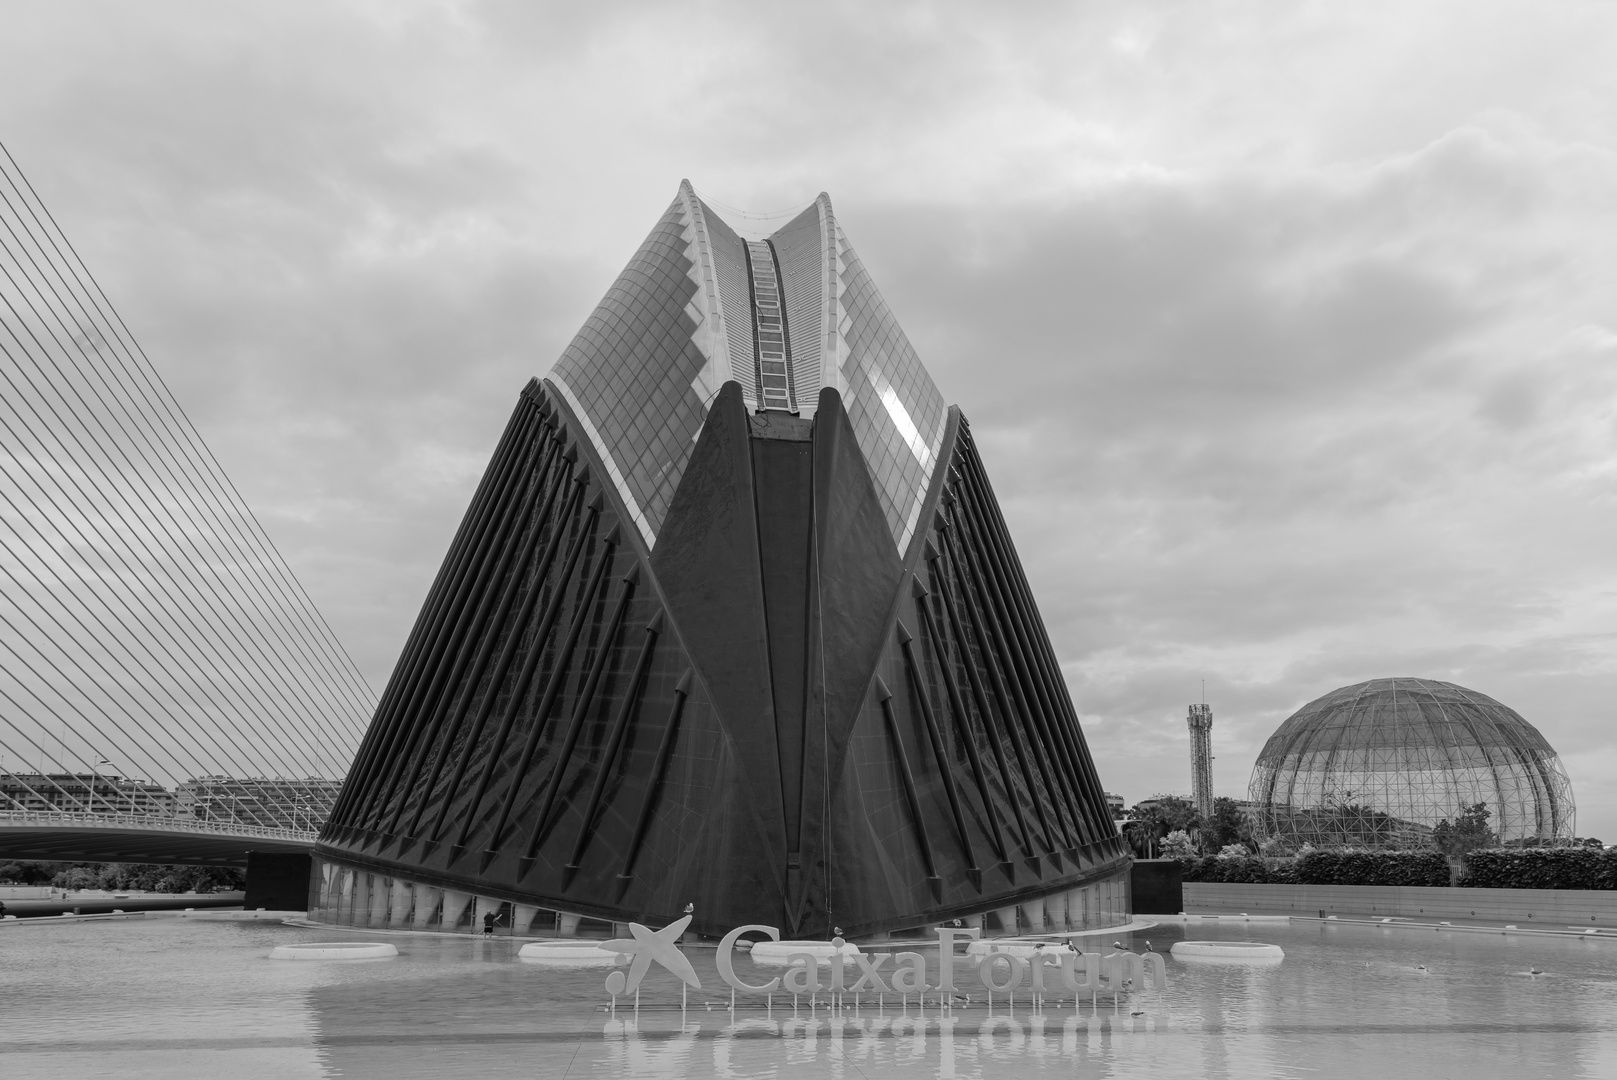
left=547, top=195, right=710, bottom=543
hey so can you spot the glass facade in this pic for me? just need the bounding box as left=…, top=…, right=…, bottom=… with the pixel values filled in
left=546, top=184, right=948, bottom=557
left=546, top=194, right=710, bottom=548
left=830, top=217, right=949, bottom=554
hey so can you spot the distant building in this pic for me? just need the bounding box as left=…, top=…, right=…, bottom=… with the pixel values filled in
left=0, top=772, right=173, bottom=815
left=1227, top=798, right=1260, bottom=821
left=176, top=776, right=342, bottom=831
left=1104, top=792, right=1124, bottom=817
left=1128, top=793, right=1257, bottom=824
left=0, top=771, right=341, bottom=830
left=1131, top=795, right=1189, bottom=816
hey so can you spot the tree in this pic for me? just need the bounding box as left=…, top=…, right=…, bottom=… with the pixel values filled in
left=0, top=860, right=65, bottom=885
left=1130, top=796, right=1199, bottom=832
left=1121, top=819, right=1156, bottom=859
left=53, top=865, right=101, bottom=890
left=47, top=861, right=247, bottom=893
left=1124, top=796, right=1202, bottom=858
left=1204, top=797, right=1255, bottom=854
left=1433, top=802, right=1496, bottom=858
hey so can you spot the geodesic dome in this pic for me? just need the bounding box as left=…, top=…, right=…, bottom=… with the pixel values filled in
left=1248, top=678, right=1575, bottom=850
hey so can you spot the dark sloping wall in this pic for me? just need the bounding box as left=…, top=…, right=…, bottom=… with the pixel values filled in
left=317, top=380, right=1127, bottom=937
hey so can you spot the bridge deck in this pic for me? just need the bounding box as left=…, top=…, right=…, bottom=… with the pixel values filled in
left=0, top=812, right=314, bottom=866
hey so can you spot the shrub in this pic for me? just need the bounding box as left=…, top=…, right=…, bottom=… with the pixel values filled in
left=1175, top=856, right=1297, bottom=884
left=48, top=862, right=247, bottom=893
left=1461, top=847, right=1617, bottom=890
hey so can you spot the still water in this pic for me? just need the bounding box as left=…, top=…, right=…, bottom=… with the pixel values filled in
left=3, top=916, right=1615, bottom=1079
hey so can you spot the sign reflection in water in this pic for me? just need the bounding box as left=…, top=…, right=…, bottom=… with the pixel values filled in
left=596, top=1011, right=1159, bottom=1078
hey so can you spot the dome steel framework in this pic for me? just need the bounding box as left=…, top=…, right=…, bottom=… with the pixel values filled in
left=1248, top=678, right=1575, bottom=850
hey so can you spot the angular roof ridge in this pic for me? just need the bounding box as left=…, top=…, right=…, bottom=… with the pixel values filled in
left=547, top=183, right=947, bottom=553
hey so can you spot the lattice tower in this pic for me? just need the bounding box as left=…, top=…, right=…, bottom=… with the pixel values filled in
left=1187, top=704, right=1214, bottom=820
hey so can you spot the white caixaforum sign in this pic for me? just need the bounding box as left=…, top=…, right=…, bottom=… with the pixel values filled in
left=596, top=916, right=1166, bottom=998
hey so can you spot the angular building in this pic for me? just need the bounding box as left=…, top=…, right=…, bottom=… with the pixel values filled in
left=312, top=183, right=1129, bottom=938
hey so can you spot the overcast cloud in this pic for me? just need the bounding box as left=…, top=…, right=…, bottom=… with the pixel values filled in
left=3, top=1, right=1614, bottom=835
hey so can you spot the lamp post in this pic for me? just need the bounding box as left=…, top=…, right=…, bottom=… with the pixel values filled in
left=88, top=758, right=110, bottom=817
left=94, top=759, right=122, bottom=817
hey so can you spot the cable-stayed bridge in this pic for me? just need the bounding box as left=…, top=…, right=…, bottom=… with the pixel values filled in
left=0, top=144, right=375, bottom=866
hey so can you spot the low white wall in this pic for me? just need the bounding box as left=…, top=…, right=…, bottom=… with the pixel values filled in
left=0, top=886, right=54, bottom=899
left=1185, top=882, right=1617, bottom=926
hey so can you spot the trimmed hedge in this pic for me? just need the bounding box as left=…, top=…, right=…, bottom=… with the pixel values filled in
left=1176, top=850, right=1447, bottom=887
left=1294, top=849, right=1450, bottom=887
left=1461, top=848, right=1617, bottom=890
left=1175, top=847, right=1617, bottom=889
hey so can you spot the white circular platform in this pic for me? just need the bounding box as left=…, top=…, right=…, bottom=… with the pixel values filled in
left=749, top=940, right=861, bottom=965
left=517, top=940, right=626, bottom=967
left=1170, top=940, right=1284, bottom=960
left=269, top=942, right=398, bottom=961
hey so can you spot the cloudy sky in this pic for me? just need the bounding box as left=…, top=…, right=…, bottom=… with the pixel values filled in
left=3, top=1, right=1614, bottom=836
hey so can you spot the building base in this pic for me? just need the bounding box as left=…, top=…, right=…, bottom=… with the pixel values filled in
left=1129, top=858, right=1183, bottom=915
left=305, top=854, right=1133, bottom=938
left=243, top=851, right=313, bottom=912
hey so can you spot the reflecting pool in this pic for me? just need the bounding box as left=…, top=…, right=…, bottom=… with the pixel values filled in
left=3, top=916, right=1615, bottom=1078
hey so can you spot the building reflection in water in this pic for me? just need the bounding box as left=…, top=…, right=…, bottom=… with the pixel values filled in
left=296, top=927, right=1612, bottom=1080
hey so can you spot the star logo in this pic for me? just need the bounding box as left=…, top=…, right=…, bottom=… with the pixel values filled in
left=599, top=914, right=701, bottom=993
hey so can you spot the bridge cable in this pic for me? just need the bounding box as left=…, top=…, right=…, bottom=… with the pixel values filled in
left=0, top=256, right=361, bottom=771
left=0, top=144, right=375, bottom=804
left=0, top=331, right=340, bottom=777
left=0, top=149, right=376, bottom=727
left=0, top=148, right=376, bottom=725
left=0, top=192, right=368, bottom=760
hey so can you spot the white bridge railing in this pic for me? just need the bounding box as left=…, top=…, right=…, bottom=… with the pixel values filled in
left=0, top=809, right=316, bottom=843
